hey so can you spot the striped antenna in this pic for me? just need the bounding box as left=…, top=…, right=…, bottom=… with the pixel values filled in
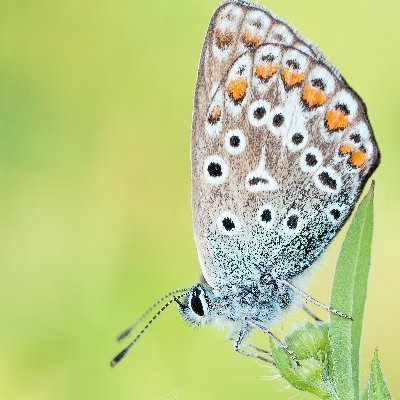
left=110, top=292, right=189, bottom=367
left=115, top=288, right=190, bottom=342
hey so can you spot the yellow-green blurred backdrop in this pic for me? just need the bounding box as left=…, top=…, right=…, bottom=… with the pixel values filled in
left=0, top=0, right=399, bottom=399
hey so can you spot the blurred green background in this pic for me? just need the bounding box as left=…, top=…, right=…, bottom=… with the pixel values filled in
left=0, top=0, right=399, bottom=399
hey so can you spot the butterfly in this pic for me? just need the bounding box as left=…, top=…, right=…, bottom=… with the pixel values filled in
left=110, top=0, right=380, bottom=367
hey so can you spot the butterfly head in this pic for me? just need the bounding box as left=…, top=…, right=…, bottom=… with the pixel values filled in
left=178, top=283, right=216, bottom=325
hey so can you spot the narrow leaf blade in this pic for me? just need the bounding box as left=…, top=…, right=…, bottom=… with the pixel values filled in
left=365, top=349, right=392, bottom=400
left=329, top=183, right=374, bottom=399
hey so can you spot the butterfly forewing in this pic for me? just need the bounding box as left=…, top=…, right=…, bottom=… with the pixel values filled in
left=191, top=1, right=379, bottom=288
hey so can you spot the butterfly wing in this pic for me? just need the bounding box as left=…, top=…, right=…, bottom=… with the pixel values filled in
left=191, top=1, right=380, bottom=288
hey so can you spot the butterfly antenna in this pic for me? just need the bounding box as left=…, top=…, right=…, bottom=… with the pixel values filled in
left=277, top=279, right=352, bottom=320
left=110, top=292, right=189, bottom=367
left=115, top=288, right=190, bottom=342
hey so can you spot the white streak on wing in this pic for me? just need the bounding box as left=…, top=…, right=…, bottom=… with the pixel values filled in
left=245, top=147, right=279, bottom=192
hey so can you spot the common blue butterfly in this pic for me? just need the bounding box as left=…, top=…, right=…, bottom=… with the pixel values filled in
left=110, top=0, right=380, bottom=367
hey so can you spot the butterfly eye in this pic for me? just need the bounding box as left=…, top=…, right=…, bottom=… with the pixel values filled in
left=203, top=155, right=228, bottom=185
left=217, top=211, right=241, bottom=236
left=225, top=129, right=246, bottom=155
left=190, top=287, right=205, bottom=317
left=257, top=204, right=275, bottom=229
left=299, top=147, right=323, bottom=173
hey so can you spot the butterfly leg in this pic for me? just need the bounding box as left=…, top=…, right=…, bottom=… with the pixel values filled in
left=302, top=304, right=323, bottom=322
left=277, top=279, right=352, bottom=320
left=226, top=326, right=271, bottom=355
left=229, top=323, right=274, bottom=364
left=249, top=319, right=300, bottom=367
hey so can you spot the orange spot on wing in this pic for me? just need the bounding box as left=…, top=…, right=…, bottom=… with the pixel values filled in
left=281, top=68, right=305, bottom=88
left=215, top=29, right=234, bottom=48
left=227, top=77, right=248, bottom=102
left=241, top=29, right=261, bottom=48
left=325, top=109, right=349, bottom=131
left=255, top=64, right=278, bottom=80
left=302, top=82, right=328, bottom=107
left=208, top=105, right=221, bottom=125
left=339, top=143, right=353, bottom=155
left=349, top=150, right=368, bottom=167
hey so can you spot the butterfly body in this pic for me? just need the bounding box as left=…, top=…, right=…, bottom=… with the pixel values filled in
left=180, top=277, right=294, bottom=326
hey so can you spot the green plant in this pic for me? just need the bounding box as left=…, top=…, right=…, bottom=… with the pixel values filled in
left=271, top=183, right=392, bottom=399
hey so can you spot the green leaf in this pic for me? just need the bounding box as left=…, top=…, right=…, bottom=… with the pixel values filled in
left=329, top=183, right=375, bottom=399
left=364, top=349, right=391, bottom=399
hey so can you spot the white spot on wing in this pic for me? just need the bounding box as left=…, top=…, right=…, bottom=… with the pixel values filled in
left=224, top=129, right=246, bottom=155
left=326, top=203, right=345, bottom=224
left=267, top=23, right=294, bottom=46
left=225, top=53, right=252, bottom=118
left=283, top=209, right=302, bottom=234
left=248, top=99, right=270, bottom=127
left=321, top=90, right=358, bottom=140
left=237, top=10, right=271, bottom=53
left=282, top=49, right=309, bottom=73
left=252, top=45, right=282, bottom=95
left=257, top=204, right=276, bottom=229
left=266, top=106, right=288, bottom=137
left=313, top=167, right=342, bottom=194
left=300, top=147, right=323, bottom=173
left=286, top=129, right=308, bottom=152
left=212, top=5, right=243, bottom=61
left=216, top=211, right=241, bottom=236
left=203, top=155, right=228, bottom=185
left=205, top=88, right=224, bottom=137
left=307, top=65, right=336, bottom=95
